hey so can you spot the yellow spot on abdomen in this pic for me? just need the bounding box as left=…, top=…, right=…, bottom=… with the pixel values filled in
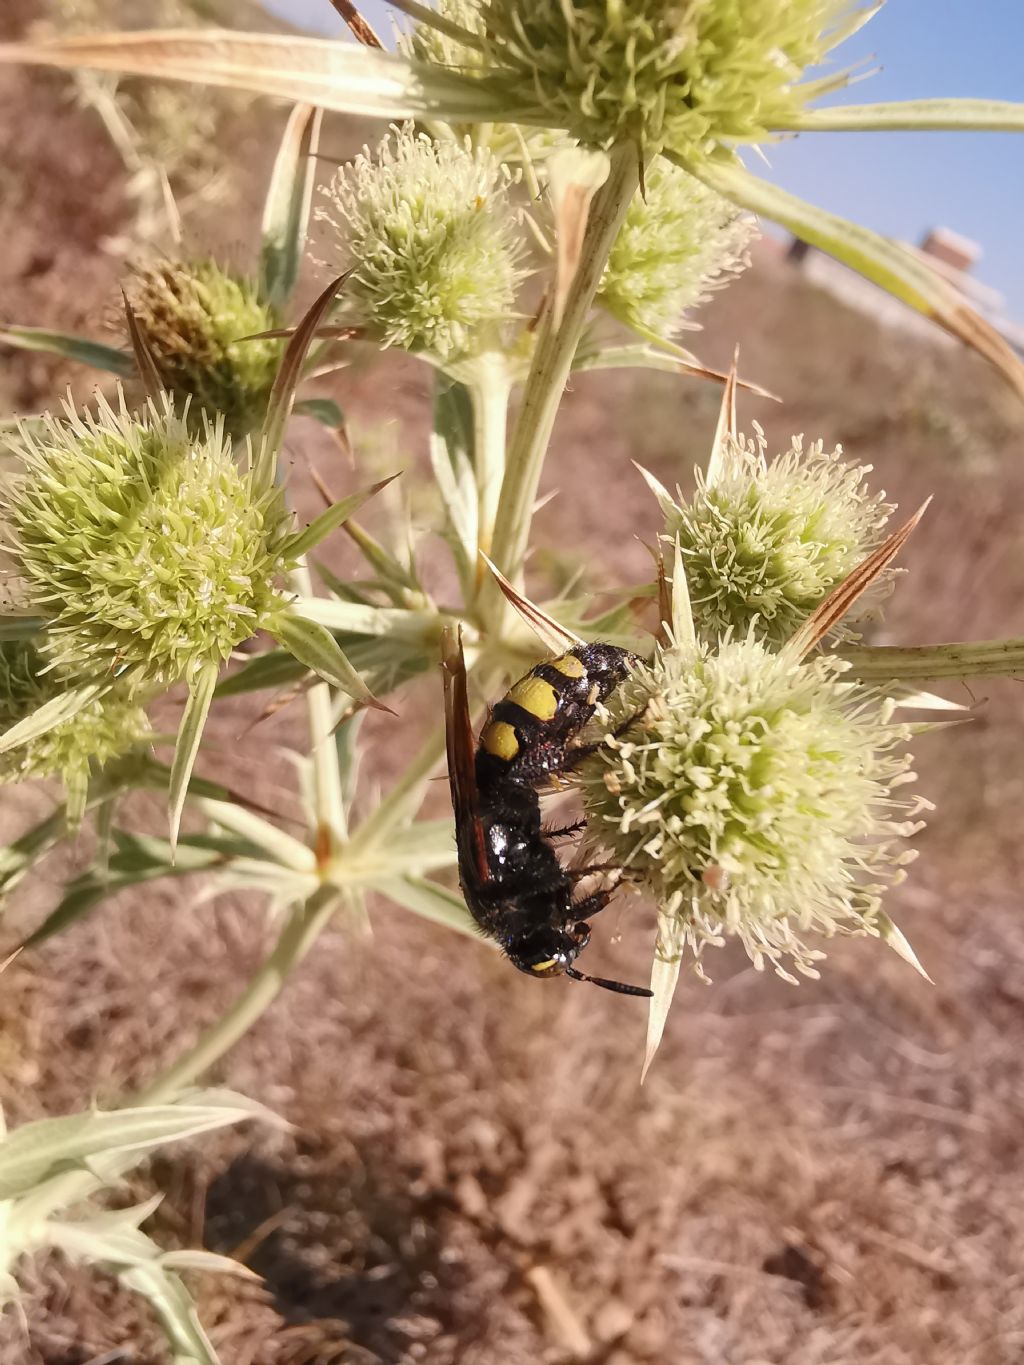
left=507, top=674, right=559, bottom=720
left=550, top=652, right=586, bottom=679
left=482, top=719, right=519, bottom=760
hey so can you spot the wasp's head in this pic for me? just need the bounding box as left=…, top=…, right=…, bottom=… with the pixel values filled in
left=506, top=922, right=591, bottom=979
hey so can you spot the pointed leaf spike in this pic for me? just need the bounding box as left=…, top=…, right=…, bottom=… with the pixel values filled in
left=669, top=539, right=696, bottom=648
left=788, top=500, right=931, bottom=660
left=327, top=0, right=385, bottom=47
left=642, top=913, right=685, bottom=1082
left=282, top=471, right=401, bottom=559
left=705, top=348, right=738, bottom=489
left=259, top=102, right=324, bottom=311
left=123, top=294, right=165, bottom=400
left=876, top=913, right=934, bottom=983
left=168, top=662, right=219, bottom=857
left=255, top=272, right=349, bottom=492
left=269, top=608, right=394, bottom=713
left=480, top=554, right=585, bottom=653
left=632, top=461, right=676, bottom=520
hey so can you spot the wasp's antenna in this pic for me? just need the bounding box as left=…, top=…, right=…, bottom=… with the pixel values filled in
left=565, top=967, right=653, bottom=998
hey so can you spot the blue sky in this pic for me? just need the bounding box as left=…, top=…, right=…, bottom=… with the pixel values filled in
left=265, top=1, right=1024, bottom=318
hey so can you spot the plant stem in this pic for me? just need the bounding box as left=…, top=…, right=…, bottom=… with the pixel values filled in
left=486, top=141, right=640, bottom=601
left=470, top=353, right=512, bottom=567
left=137, top=883, right=341, bottom=1104
left=840, top=638, right=1024, bottom=681
left=289, top=561, right=347, bottom=847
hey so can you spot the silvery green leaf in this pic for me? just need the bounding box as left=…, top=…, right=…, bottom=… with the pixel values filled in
left=774, top=97, right=1024, bottom=132
left=281, top=473, right=399, bottom=560
left=0, top=30, right=508, bottom=121
left=0, top=810, right=65, bottom=900
left=259, top=102, right=322, bottom=311
left=0, top=1090, right=275, bottom=1201
left=215, top=649, right=305, bottom=698
left=292, top=396, right=345, bottom=429
left=643, top=913, right=686, bottom=1082
left=293, top=597, right=437, bottom=643
left=169, top=662, right=219, bottom=854
left=254, top=274, right=346, bottom=493
left=339, top=819, right=457, bottom=884
left=267, top=609, right=385, bottom=709
left=0, top=325, right=132, bottom=376
left=429, top=430, right=478, bottom=592
left=0, top=683, right=104, bottom=756
left=377, top=876, right=482, bottom=941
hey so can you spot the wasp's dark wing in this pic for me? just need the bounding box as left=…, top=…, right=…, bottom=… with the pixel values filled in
left=441, top=626, right=490, bottom=884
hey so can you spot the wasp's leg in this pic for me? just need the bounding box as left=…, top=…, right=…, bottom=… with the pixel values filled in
left=544, top=818, right=587, bottom=840
left=563, top=707, right=647, bottom=771
left=568, top=888, right=617, bottom=922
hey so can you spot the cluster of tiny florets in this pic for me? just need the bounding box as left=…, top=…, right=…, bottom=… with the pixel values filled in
left=318, top=124, right=525, bottom=361
left=670, top=428, right=894, bottom=646
left=472, top=0, right=864, bottom=159
left=580, top=637, right=928, bottom=981
left=0, top=394, right=292, bottom=693
left=128, top=259, right=281, bottom=439
left=599, top=161, right=755, bottom=338
left=0, top=639, right=148, bottom=787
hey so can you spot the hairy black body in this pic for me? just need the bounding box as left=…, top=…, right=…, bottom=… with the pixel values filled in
left=443, top=634, right=650, bottom=998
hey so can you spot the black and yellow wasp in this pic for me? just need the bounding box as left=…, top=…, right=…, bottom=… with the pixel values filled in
left=442, top=628, right=651, bottom=998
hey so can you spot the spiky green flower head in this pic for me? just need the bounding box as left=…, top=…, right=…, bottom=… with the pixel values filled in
left=580, top=636, right=929, bottom=981
left=0, top=638, right=148, bottom=789
left=668, top=427, right=894, bottom=646
left=473, top=0, right=869, bottom=160
left=599, top=161, right=755, bottom=338
left=318, top=123, right=525, bottom=362
left=1, top=393, right=292, bottom=694
left=404, top=0, right=567, bottom=165
left=127, top=259, right=281, bottom=441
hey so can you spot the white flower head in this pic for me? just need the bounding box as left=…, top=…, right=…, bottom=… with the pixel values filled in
left=580, top=635, right=929, bottom=982
left=318, top=123, right=525, bottom=361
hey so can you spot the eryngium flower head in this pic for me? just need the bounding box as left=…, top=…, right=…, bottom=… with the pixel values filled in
left=318, top=124, right=524, bottom=361
left=127, top=259, right=281, bottom=440
left=580, top=638, right=928, bottom=981
left=1, top=394, right=292, bottom=693
left=599, top=161, right=755, bottom=338
left=0, top=639, right=148, bottom=787
left=474, top=0, right=864, bottom=159
left=670, top=428, right=894, bottom=646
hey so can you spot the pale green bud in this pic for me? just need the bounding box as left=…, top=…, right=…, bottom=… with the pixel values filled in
left=1, top=393, right=293, bottom=694
left=318, top=124, right=525, bottom=361
left=474, top=0, right=865, bottom=160
left=580, top=638, right=929, bottom=982
left=670, top=428, right=894, bottom=646
left=0, top=639, right=148, bottom=788
left=127, top=259, right=281, bottom=440
left=599, top=162, right=754, bottom=338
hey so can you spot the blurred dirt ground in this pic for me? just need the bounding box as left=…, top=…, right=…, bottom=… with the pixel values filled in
left=2, top=9, right=1024, bottom=1364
